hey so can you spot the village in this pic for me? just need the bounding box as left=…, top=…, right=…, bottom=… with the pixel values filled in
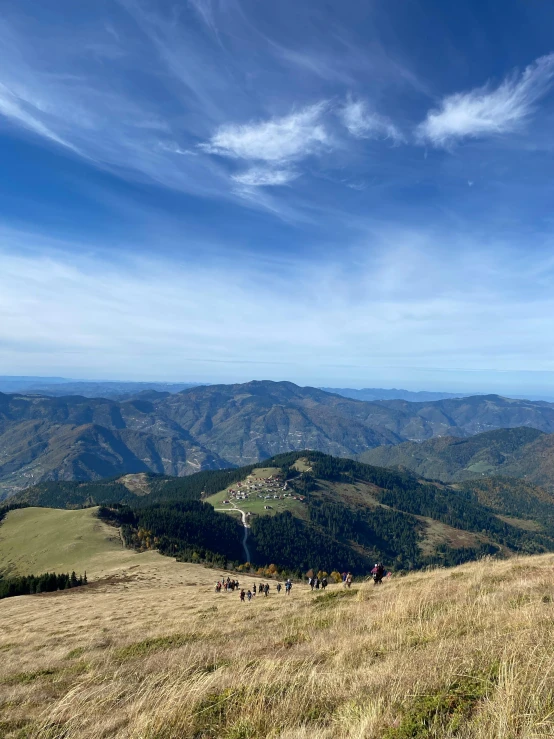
left=221, top=472, right=306, bottom=510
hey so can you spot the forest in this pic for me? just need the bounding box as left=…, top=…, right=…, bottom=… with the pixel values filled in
left=99, top=500, right=244, bottom=568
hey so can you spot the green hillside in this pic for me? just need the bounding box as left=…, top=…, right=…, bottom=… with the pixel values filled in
left=12, top=451, right=554, bottom=577
left=0, top=507, right=128, bottom=577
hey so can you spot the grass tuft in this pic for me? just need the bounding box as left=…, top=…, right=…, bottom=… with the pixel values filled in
left=114, top=632, right=196, bottom=660
left=383, top=673, right=495, bottom=738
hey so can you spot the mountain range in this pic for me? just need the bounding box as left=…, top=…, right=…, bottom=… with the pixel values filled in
left=4, top=381, right=554, bottom=497
left=0, top=377, right=203, bottom=399
left=0, top=376, right=475, bottom=402
left=359, top=426, right=554, bottom=492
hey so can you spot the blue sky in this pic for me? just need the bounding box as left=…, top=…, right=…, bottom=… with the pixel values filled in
left=2, top=0, right=554, bottom=394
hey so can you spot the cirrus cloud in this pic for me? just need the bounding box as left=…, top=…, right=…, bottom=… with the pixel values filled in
left=417, top=53, right=554, bottom=147
left=231, top=167, right=300, bottom=186
left=340, top=98, right=405, bottom=143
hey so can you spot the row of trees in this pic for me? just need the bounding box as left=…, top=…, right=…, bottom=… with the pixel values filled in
left=0, top=571, right=87, bottom=599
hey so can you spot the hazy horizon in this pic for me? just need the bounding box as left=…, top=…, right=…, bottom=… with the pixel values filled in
left=4, top=373, right=554, bottom=400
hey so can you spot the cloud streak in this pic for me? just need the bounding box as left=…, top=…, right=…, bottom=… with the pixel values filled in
left=418, top=54, right=554, bottom=147
left=231, top=168, right=299, bottom=186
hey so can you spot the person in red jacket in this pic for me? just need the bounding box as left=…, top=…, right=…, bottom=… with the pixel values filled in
left=371, top=563, right=385, bottom=585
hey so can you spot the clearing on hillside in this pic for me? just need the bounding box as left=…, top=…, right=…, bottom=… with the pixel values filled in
left=204, top=466, right=306, bottom=518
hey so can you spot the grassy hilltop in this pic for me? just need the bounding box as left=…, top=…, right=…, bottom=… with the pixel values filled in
left=0, top=507, right=126, bottom=577
left=1, top=546, right=554, bottom=737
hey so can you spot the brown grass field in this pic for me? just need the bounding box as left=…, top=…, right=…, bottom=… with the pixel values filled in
left=2, top=524, right=554, bottom=736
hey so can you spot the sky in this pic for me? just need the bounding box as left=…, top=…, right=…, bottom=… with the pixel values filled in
left=2, top=0, right=554, bottom=395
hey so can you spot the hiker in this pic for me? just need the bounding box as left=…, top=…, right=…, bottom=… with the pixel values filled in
left=315, top=577, right=320, bottom=590
left=342, top=572, right=347, bottom=588
left=346, top=572, right=353, bottom=589
left=371, top=563, right=385, bottom=585
left=321, top=577, right=328, bottom=590
left=247, top=590, right=252, bottom=602
left=276, top=583, right=282, bottom=594
left=309, top=577, right=314, bottom=591
left=240, top=589, right=245, bottom=602
left=252, top=584, right=257, bottom=596
left=264, top=583, right=270, bottom=597
left=285, top=579, right=292, bottom=595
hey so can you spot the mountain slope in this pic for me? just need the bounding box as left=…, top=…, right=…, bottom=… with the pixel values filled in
left=4, top=382, right=554, bottom=496
left=359, top=426, right=554, bottom=491
left=2, top=553, right=554, bottom=738
left=14, top=451, right=554, bottom=574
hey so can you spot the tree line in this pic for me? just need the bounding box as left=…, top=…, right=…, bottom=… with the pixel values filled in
left=0, top=571, right=87, bottom=599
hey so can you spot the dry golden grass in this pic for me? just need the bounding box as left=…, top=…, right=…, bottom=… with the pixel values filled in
left=2, top=553, right=554, bottom=738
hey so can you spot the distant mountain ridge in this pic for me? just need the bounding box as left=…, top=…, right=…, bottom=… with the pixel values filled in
left=0, top=377, right=204, bottom=399
left=321, top=387, right=475, bottom=402
left=3, top=381, right=554, bottom=497
left=359, top=426, right=554, bottom=492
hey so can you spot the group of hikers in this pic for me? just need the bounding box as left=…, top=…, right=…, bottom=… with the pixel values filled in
left=308, top=575, right=328, bottom=590
left=215, top=563, right=388, bottom=600
left=239, top=580, right=293, bottom=601
left=215, top=577, right=240, bottom=593
left=216, top=576, right=294, bottom=600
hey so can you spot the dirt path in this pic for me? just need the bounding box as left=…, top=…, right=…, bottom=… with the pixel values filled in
left=215, top=503, right=251, bottom=563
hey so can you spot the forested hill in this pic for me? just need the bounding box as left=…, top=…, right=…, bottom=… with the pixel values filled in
left=359, top=426, right=554, bottom=492
left=3, top=381, right=554, bottom=497
left=11, top=451, right=554, bottom=576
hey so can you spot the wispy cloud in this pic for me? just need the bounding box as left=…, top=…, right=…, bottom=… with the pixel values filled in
left=232, top=168, right=299, bottom=186
left=340, top=98, right=404, bottom=143
left=199, top=102, right=331, bottom=188
left=0, top=83, right=77, bottom=151
left=199, top=103, right=329, bottom=163
left=417, top=54, right=554, bottom=147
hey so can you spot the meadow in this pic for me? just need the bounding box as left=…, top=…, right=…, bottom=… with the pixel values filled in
left=1, top=528, right=554, bottom=737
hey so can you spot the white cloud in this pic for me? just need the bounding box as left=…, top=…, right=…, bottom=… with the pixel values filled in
left=340, top=99, right=404, bottom=143
left=417, top=53, right=554, bottom=147
left=199, top=102, right=329, bottom=163
left=232, top=167, right=299, bottom=186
